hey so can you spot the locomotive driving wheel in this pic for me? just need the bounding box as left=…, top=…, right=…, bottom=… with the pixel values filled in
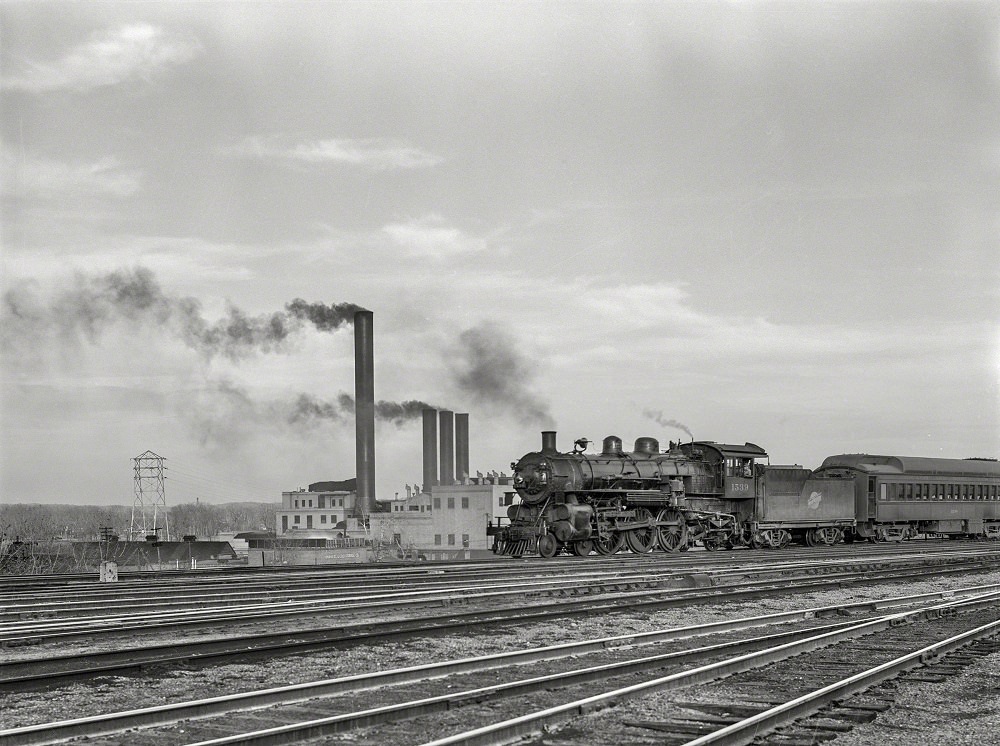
left=594, top=531, right=625, bottom=555
left=626, top=507, right=657, bottom=553
left=655, top=508, right=687, bottom=552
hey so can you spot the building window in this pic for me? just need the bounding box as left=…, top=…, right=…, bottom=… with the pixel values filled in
left=433, top=497, right=441, bottom=509
left=462, top=533, right=470, bottom=547
left=307, top=515, right=313, bottom=528
left=294, top=499, right=299, bottom=508
left=461, top=497, right=469, bottom=509
left=308, top=499, right=313, bottom=507
left=321, top=515, right=327, bottom=524
left=448, top=534, right=455, bottom=545
left=282, top=516, right=288, bottom=531
left=294, top=515, right=300, bottom=524
left=447, top=497, right=455, bottom=509
left=434, top=534, right=442, bottom=546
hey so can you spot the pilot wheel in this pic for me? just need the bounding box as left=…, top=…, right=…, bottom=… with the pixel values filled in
left=537, top=533, right=558, bottom=558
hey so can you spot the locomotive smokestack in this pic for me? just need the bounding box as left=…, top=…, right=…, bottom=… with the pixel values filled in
left=354, top=310, right=376, bottom=514
left=422, top=408, right=438, bottom=490
left=455, top=413, right=469, bottom=483
left=439, top=410, right=455, bottom=486
left=541, top=431, right=557, bottom=454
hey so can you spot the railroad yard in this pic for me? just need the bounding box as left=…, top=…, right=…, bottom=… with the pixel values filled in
left=1, top=541, right=998, bottom=745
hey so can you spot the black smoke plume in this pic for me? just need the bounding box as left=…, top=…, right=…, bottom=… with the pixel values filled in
left=285, top=298, right=368, bottom=331
left=289, top=392, right=439, bottom=427
left=1, top=267, right=366, bottom=360
left=642, top=409, right=694, bottom=440
left=450, top=322, right=554, bottom=427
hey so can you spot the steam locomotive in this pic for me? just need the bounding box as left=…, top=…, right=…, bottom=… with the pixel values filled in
left=491, top=431, right=1000, bottom=557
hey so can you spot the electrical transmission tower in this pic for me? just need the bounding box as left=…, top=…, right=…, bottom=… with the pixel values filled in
left=129, top=451, right=170, bottom=541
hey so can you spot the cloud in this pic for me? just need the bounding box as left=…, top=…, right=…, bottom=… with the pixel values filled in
left=383, top=214, right=487, bottom=258
left=228, top=136, right=443, bottom=170
left=2, top=151, right=141, bottom=199
left=2, top=23, right=201, bottom=93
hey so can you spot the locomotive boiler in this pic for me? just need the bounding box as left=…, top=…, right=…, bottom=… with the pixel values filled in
left=494, top=431, right=772, bottom=557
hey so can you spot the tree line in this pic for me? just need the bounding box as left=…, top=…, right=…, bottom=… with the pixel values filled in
left=0, top=501, right=279, bottom=544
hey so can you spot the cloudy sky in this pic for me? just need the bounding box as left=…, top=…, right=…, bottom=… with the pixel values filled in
left=2, top=2, right=998, bottom=507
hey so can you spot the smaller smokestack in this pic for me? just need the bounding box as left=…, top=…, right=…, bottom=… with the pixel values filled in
left=439, top=410, right=455, bottom=486
left=422, top=409, right=438, bottom=489
left=455, top=413, right=469, bottom=484
left=541, top=431, right=557, bottom=454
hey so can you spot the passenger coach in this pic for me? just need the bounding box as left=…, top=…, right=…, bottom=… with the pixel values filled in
left=815, top=454, right=1000, bottom=541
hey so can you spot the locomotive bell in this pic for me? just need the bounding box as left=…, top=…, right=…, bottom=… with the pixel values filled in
left=633, top=437, right=660, bottom=455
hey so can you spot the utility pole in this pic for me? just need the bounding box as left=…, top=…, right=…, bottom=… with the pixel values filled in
left=129, top=451, right=169, bottom=542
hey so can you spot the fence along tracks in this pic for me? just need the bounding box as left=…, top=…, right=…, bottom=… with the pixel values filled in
left=2, top=588, right=998, bottom=746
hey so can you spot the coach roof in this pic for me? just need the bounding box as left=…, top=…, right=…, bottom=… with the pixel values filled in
left=820, top=454, right=1000, bottom=478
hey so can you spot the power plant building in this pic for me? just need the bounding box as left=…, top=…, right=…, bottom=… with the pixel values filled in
left=270, top=409, right=516, bottom=561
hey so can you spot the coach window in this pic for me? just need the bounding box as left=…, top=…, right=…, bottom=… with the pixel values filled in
left=904, top=484, right=913, bottom=500
left=880, top=483, right=887, bottom=500
left=922, top=484, right=930, bottom=500
left=868, top=478, right=876, bottom=494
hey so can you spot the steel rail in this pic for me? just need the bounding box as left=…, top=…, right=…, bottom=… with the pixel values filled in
left=4, top=544, right=996, bottom=626
left=0, top=618, right=863, bottom=745
left=3, top=542, right=996, bottom=605
left=0, top=539, right=994, bottom=593
left=680, top=618, right=1000, bottom=745
left=4, top=555, right=998, bottom=651
left=416, top=591, right=1000, bottom=746
left=4, top=591, right=995, bottom=746
left=2, top=566, right=999, bottom=693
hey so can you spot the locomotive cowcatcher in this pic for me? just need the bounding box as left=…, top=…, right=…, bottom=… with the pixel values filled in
left=491, top=431, right=855, bottom=557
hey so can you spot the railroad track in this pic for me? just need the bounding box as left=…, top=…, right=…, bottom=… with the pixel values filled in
left=3, top=588, right=996, bottom=746
left=4, top=548, right=997, bottom=644
left=4, top=541, right=997, bottom=619
left=2, top=556, right=999, bottom=691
